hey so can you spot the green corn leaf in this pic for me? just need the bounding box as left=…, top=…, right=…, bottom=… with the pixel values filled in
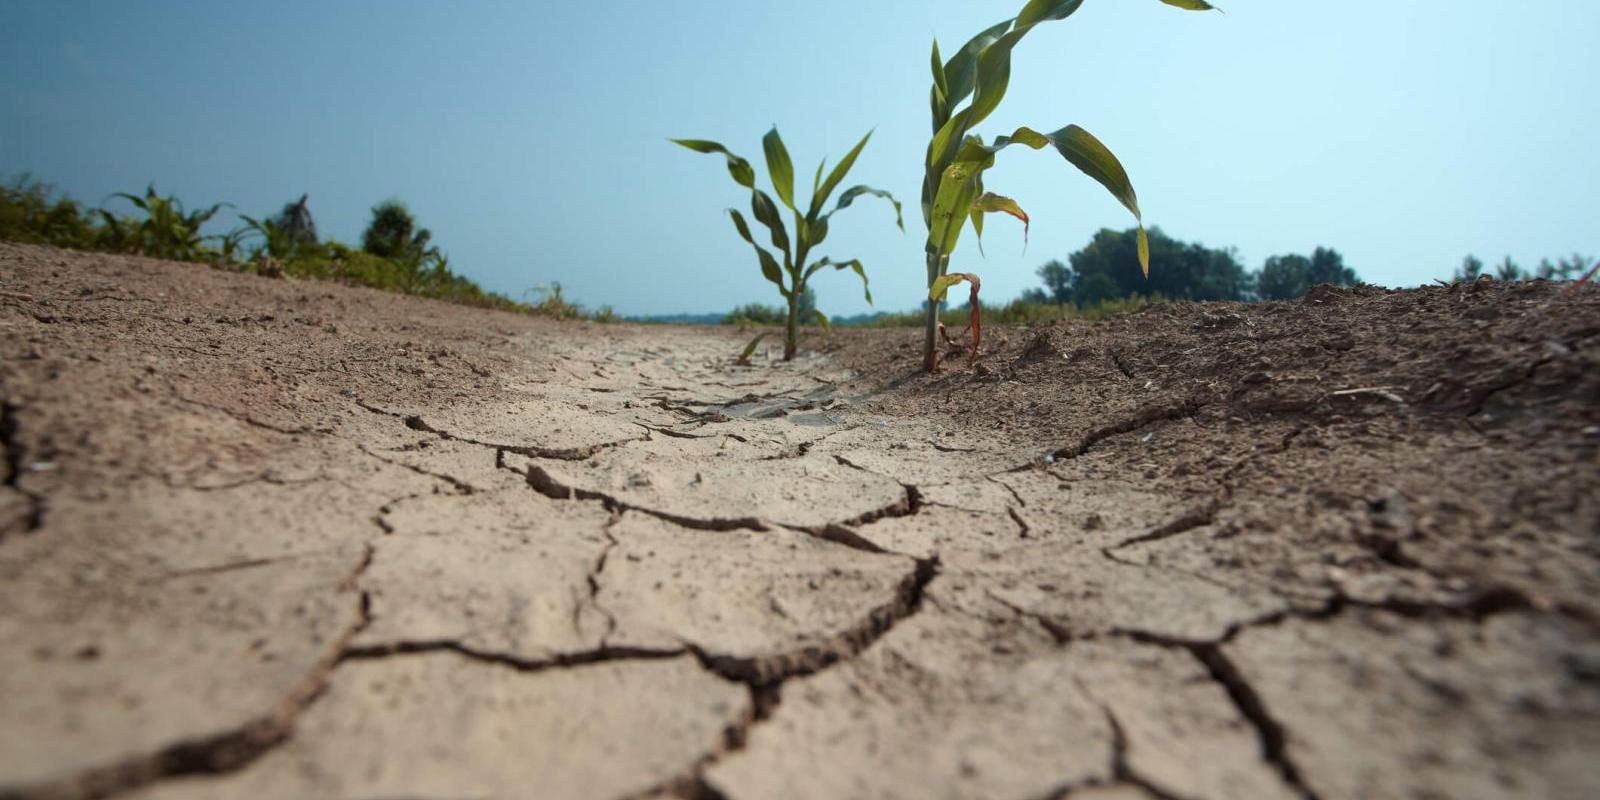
left=671, top=138, right=756, bottom=189
left=930, top=39, right=949, bottom=126
left=1158, top=0, right=1221, bottom=11
left=966, top=0, right=1086, bottom=131
left=805, top=257, right=873, bottom=305
left=737, top=332, right=772, bottom=365
left=810, top=130, right=873, bottom=219
left=952, top=124, right=1145, bottom=271
left=968, top=171, right=987, bottom=255
left=812, top=159, right=826, bottom=197
left=964, top=27, right=1028, bottom=130
left=973, top=192, right=1030, bottom=250
left=927, top=108, right=975, bottom=184
left=188, top=202, right=231, bottom=228
left=728, top=209, right=788, bottom=293
left=990, top=126, right=1050, bottom=150
left=929, top=272, right=971, bottom=302
left=749, top=189, right=791, bottom=258
left=809, top=214, right=830, bottom=247
left=927, top=161, right=983, bottom=255
left=829, top=185, right=904, bottom=232
left=110, top=192, right=149, bottom=212
left=942, top=19, right=1012, bottom=113
left=925, top=19, right=1012, bottom=176
left=1051, top=125, right=1142, bottom=224
left=809, top=308, right=832, bottom=334
left=845, top=260, right=872, bottom=305
left=762, top=127, right=796, bottom=210
left=1017, top=0, right=1086, bottom=27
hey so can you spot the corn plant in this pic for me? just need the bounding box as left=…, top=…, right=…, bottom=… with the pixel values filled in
left=100, top=184, right=229, bottom=262
left=210, top=226, right=251, bottom=267
left=237, top=214, right=297, bottom=262
left=674, top=128, right=902, bottom=361
left=920, top=0, right=1217, bottom=371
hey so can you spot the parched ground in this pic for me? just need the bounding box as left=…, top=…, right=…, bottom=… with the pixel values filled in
left=1, top=240, right=1597, bottom=800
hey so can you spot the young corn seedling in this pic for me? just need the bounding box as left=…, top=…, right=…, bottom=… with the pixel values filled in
left=921, top=0, right=1218, bottom=372
left=101, top=184, right=230, bottom=262
left=674, top=127, right=903, bottom=361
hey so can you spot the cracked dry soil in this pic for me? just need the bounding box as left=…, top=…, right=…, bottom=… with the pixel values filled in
left=1, top=241, right=1598, bottom=800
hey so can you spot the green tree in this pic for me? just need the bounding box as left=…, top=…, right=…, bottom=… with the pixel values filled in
left=1308, top=247, right=1358, bottom=287
left=362, top=199, right=434, bottom=262
left=1067, top=227, right=1249, bottom=302
left=1256, top=247, right=1359, bottom=300
left=1036, top=259, right=1073, bottom=303
left=362, top=199, right=443, bottom=290
left=1256, top=254, right=1312, bottom=300
left=1456, top=255, right=1485, bottom=281
left=1075, top=273, right=1118, bottom=307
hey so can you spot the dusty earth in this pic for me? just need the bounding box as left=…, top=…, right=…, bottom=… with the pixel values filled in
left=1, top=240, right=1598, bottom=800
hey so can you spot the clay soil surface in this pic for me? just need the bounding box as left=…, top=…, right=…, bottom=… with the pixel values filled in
left=3, top=240, right=1598, bottom=800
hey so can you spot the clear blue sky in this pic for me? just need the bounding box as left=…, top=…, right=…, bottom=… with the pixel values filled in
left=2, top=1, right=1595, bottom=316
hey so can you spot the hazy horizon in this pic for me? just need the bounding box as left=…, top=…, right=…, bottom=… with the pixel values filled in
left=3, top=1, right=1596, bottom=315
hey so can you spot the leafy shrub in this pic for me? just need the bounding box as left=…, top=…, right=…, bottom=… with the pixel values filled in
left=0, top=175, right=101, bottom=250
left=0, top=176, right=613, bottom=322
left=101, top=184, right=230, bottom=262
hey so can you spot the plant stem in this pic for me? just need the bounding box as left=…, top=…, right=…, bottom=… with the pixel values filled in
left=922, top=250, right=944, bottom=372
left=785, top=288, right=799, bottom=361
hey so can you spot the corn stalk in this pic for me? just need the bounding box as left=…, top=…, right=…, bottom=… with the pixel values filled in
left=920, top=0, right=1218, bottom=371
left=674, top=128, right=902, bottom=360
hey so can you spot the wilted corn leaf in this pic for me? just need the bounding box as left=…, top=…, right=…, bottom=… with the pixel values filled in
left=973, top=192, right=1029, bottom=250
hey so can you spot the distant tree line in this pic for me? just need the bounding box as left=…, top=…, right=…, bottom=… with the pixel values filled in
left=1015, top=227, right=1595, bottom=311
left=722, top=286, right=815, bottom=325
left=1018, top=227, right=1360, bottom=306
